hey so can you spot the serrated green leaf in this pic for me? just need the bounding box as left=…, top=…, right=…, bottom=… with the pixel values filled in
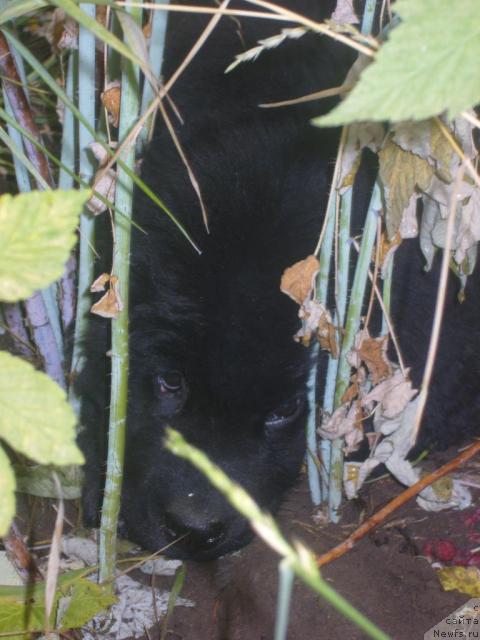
left=315, top=0, right=480, bottom=125
left=0, top=352, right=83, bottom=466
left=59, top=579, right=116, bottom=629
left=0, top=447, right=16, bottom=537
left=0, top=190, right=88, bottom=302
left=379, top=137, right=433, bottom=238
left=0, top=569, right=113, bottom=637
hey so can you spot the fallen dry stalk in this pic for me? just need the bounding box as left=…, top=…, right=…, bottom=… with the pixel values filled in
left=316, top=439, right=480, bottom=567
left=0, top=32, right=52, bottom=187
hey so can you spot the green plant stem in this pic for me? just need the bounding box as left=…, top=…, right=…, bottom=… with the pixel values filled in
left=68, top=5, right=96, bottom=418
left=274, top=559, right=295, bottom=640
left=323, top=188, right=352, bottom=519
left=138, top=0, right=169, bottom=151
left=98, top=3, right=142, bottom=586
left=328, top=183, right=381, bottom=521
left=4, top=27, right=198, bottom=251
left=306, top=188, right=337, bottom=504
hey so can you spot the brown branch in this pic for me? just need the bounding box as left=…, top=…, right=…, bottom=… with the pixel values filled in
left=0, top=31, right=52, bottom=187
left=2, top=521, right=43, bottom=583
left=317, top=439, right=480, bottom=567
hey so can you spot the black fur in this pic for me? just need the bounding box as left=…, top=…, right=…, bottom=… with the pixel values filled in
left=79, top=0, right=480, bottom=560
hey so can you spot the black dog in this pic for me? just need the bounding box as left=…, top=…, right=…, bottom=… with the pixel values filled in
left=80, top=0, right=480, bottom=560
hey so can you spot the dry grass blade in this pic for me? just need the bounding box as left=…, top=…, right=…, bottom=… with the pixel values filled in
left=158, top=97, right=209, bottom=231
left=44, top=473, right=65, bottom=632
left=242, top=0, right=376, bottom=56
left=259, top=83, right=354, bottom=108
left=93, top=0, right=232, bottom=240
left=412, top=162, right=466, bottom=442
left=118, top=2, right=292, bottom=22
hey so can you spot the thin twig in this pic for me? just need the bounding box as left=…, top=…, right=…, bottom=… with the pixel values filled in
left=313, top=126, right=348, bottom=257
left=118, top=2, right=290, bottom=21
left=317, top=439, right=480, bottom=567
left=259, top=83, right=354, bottom=109
left=92, top=0, right=232, bottom=242
left=412, top=163, right=465, bottom=442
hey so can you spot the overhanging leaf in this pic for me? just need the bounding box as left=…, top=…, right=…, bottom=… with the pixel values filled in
left=315, top=0, right=480, bottom=125
left=0, top=190, right=88, bottom=302
left=13, top=464, right=82, bottom=499
left=0, top=352, right=83, bottom=466
left=0, top=447, right=16, bottom=537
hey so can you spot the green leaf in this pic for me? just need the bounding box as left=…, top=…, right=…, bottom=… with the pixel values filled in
left=315, top=0, right=480, bottom=125
left=13, top=464, right=82, bottom=499
left=0, top=352, right=83, bottom=466
left=0, top=190, right=88, bottom=302
left=59, top=579, right=116, bottom=629
left=0, top=447, right=16, bottom=537
left=0, top=569, right=115, bottom=637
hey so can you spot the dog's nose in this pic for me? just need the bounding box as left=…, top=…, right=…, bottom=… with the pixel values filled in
left=164, top=510, right=225, bottom=554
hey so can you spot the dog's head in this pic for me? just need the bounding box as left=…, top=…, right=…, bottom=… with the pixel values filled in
left=122, top=231, right=314, bottom=560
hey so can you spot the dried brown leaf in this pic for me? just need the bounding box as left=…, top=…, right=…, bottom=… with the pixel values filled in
left=91, top=275, right=123, bottom=318
left=90, top=273, right=110, bottom=293
left=101, top=80, right=121, bottom=128
left=280, top=255, right=320, bottom=304
left=379, top=136, right=434, bottom=239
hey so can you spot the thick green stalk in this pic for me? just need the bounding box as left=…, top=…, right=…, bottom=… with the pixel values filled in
left=306, top=189, right=337, bottom=504
left=323, top=2, right=380, bottom=520
left=138, top=0, right=169, bottom=151
left=68, top=4, right=96, bottom=416
left=322, top=188, right=352, bottom=508
left=98, top=4, right=142, bottom=585
left=328, top=184, right=381, bottom=521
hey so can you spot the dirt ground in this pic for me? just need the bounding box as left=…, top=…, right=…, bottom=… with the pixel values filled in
left=15, top=448, right=480, bottom=640
left=140, top=450, right=479, bottom=640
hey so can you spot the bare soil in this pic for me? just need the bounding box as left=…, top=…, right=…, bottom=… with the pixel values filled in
left=143, top=451, right=478, bottom=640
left=15, top=448, right=480, bottom=640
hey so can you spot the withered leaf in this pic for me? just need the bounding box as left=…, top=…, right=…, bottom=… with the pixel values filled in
left=280, top=255, right=319, bottom=304
left=317, top=311, right=338, bottom=358
left=90, top=273, right=110, bottom=293
left=379, top=135, right=434, bottom=239
left=361, top=367, right=417, bottom=419
left=91, top=275, right=123, bottom=318
left=101, top=81, right=121, bottom=128
left=349, top=330, right=392, bottom=385
left=87, top=168, right=116, bottom=215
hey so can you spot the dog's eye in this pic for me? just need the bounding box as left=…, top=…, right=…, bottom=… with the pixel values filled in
left=265, top=397, right=305, bottom=428
left=155, top=371, right=183, bottom=394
